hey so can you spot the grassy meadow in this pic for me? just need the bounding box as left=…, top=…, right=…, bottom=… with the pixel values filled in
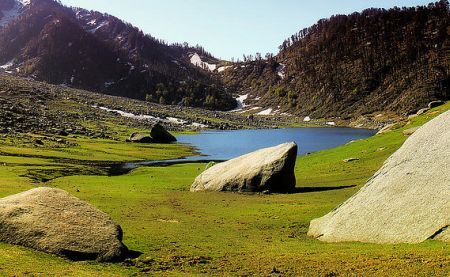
left=0, top=104, right=449, bottom=276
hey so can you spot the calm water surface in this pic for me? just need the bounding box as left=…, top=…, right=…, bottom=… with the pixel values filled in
left=177, top=127, right=376, bottom=160
left=112, top=127, right=376, bottom=174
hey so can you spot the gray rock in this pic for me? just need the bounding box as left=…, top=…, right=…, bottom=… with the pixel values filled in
left=343, top=158, right=359, bottom=163
left=428, top=100, right=445, bottom=109
left=128, top=132, right=153, bottom=143
left=403, top=126, right=420, bottom=136
left=191, top=142, right=297, bottom=193
left=308, top=111, right=450, bottom=244
left=416, top=108, right=430, bottom=116
left=150, top=123, right=177, bottom=143
left=0, top=187, right=127, bottom=261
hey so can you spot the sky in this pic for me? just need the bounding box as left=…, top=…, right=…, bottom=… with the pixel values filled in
left=60, top=0, right=434, bottom=60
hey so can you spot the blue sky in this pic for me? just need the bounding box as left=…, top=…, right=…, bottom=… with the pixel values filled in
left=60, top=0, right=434, bottom=60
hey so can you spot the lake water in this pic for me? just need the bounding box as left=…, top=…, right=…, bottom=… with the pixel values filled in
left=177, top=128, right=376, bottom=160
left=111, top=127, right=376, bottom=175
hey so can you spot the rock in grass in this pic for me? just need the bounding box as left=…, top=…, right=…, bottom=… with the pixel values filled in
left=428, top=100, right=445, bottom=109
left=150, top=123, right=177, bottom=143
left=191, top=142, right=297, bottom=193
left=128, top=132, right=153, bottom=143
left=308, top=111, right=450, bottom=244
left=0, top=187, right=127, bottom=261
left=343, top=158, right=359, bottom=163
left=403, top=127, right=420, bottom=136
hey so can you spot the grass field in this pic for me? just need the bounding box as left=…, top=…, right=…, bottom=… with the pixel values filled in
left=0, top=104, right=449, bottom=276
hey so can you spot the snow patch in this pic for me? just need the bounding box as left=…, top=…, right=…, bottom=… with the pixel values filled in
left=231, top=94, right=249, bottom=112
left=18, top=0, right=31, bottom=5
left=93, top=106, right=208, bottom=128
left=88, top=21, right=108, bottom=33
left=217, top=65, right=231, bottom=72
left=190, top=53, right=216, bottom=72
left=303, top=116, right=311, bottom=122
left=257, top=108, right=273, bottom=115
left=326, top=122, right=336, bottom=126
left=0, top=60, right=14, bottom=70
left=276, top=63, right=286, bottom=79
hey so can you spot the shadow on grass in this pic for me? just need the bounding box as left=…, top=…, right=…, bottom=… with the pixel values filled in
left=293, top=185, right=357, bottom=193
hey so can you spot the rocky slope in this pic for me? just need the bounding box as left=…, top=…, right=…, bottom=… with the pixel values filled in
left=0, top=0, right=235, bottom=110
left=221, top=1, right=450, bottom=120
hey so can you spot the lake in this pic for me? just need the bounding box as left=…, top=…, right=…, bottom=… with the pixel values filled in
left=177, top=128, right=376, bottom=160
left=111, top=127, right=376, bottom=175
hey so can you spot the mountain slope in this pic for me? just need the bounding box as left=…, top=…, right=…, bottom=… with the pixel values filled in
left=222, top=1, right=450, bottom=119
left=0, top=0, right=236, bottom=110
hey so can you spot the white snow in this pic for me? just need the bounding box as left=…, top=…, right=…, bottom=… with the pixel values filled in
left=93, top=106, right=208, bottom=128
left=303, top=116, right=311, bottom=122
left=190, top=53, right=216, bottom=72
left=276, top=63, right=286, bottom=79
left=231, top=94, right=249, bottom=112
left=88, top=21, right=108, bottom=33
left=217, top=65, right=231, bottom=73
left=257, top=108, right=273, bottom=115
left=326, top=122, right=336, bottom=126
left=18, top=0, right=31, bottom=5
left=167, top=117, right=187, bottom=125
left=0, top=60, right=14, bottom=70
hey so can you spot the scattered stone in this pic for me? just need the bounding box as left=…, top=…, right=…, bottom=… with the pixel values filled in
left=0, top=187, right=128, bottom=261
left=303, top=116, right=311, bottom=122
left=58, top=130, right=69, bottom=136
left=308, top=110, right=450, bottom=244
left=403, top=127, right=420, bottom=136
left=191, top=142, right=298, bottom=193
left=376, top=123, right=396, bottom=135
left=416, top=108, right=430, bottom=116
left=128, top=133, right=153, bottom=143
left=343, top=158, right=359, bottom=163
left=428, top=100, right=445, bottom=109
left=150, top=123, right=177, bottom=143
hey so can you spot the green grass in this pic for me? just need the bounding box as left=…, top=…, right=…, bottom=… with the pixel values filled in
left=0, top=103, right=449, bottom=276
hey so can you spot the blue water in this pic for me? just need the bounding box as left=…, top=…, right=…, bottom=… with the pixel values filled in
left=177, top=128, right=376, bottom=160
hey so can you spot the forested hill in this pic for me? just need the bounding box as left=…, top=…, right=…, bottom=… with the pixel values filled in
left=221, top=1, right=449, bottom=118
left=0, top=0, right=236, bottom=110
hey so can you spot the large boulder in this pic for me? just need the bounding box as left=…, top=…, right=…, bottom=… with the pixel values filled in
left=0, top=187, right=127, bottom=261
left=191, top=142, right=298, bottom=193
left=150, top=123, right=177, bottom=143
left=308, top=111, right=450, bottom=244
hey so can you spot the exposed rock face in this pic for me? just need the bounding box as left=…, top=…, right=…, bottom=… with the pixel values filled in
left=150, top=123, right=177, bottom=143
left=128, top=132, right=153, bottom=143
left=308, top=111, right=450, bottom=244
left=191, top=142, right=298, bottom=193
left=0, top=187, right=127, bottom=261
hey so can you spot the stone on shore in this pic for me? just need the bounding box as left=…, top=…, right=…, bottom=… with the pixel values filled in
left=128, top=132, right=153, bottom=143
left=150, top=123, right=177, bottom=143
left=191, top=142, right=298, bottom=193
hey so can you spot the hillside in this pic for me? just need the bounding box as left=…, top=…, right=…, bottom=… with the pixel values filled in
left=221, top=1, right=449, bottom=119
left=0, top=0, right=236, bottom=110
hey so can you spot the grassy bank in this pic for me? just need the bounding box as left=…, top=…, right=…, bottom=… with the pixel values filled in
left=0, top=103, right=449, bottom=276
